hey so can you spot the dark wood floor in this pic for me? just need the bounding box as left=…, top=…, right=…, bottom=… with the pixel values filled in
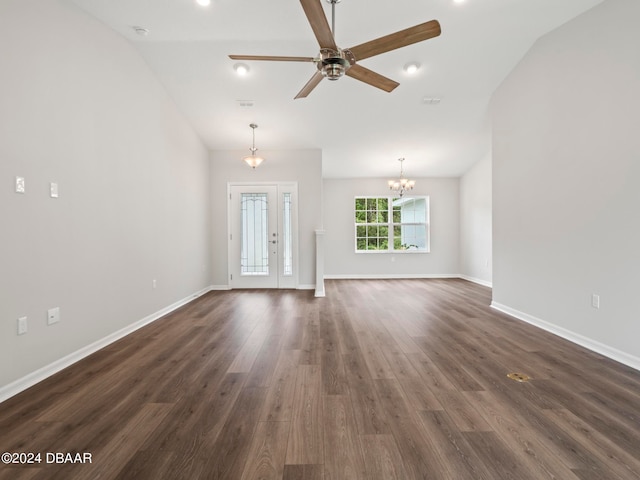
left=1, top=279, right=639, bottom=479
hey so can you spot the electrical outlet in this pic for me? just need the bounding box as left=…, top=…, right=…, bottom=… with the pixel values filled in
left=591, top=294, right=600, bottom=309
left=17, top=316, right=27, bottom=335
left=47, top=307, right=60, bottom=325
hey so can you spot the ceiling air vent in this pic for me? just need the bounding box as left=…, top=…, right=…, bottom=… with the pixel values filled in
left=422, top=97, right=441, bottom=105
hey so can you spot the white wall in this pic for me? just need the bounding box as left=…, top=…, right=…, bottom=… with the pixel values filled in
left=0, top=0, right=212, bottom=390
left=323, top=178, right=460, bottom=277
left=210, top=149, right=323, bottom=288
left=491, top=0, right=640, bottom=367
left=460, top=152, right=492, bottom=286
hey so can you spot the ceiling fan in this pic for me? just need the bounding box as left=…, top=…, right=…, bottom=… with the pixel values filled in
left=229, top=0, right=441, bottom=99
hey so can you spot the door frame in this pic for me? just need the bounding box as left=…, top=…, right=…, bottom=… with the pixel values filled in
left=227, top=181, right=299, bottom=289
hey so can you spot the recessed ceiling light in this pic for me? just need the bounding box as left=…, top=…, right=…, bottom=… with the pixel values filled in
left=196, top=0, right=211, bottom=6
left=234, top=63, right=249, bottom=76
left=453, top=0, right=466, bottom=4
left=403, top=62, right=420, bottom=74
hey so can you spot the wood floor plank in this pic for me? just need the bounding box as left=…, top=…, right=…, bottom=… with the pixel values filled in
left=381, top=347, right=421, bottom=380
left=285, top=365, right=323, bottom=465
left=141, top=372, right=247, bottom=453
left=415, top=333, right=486, bottom=392
left=114, top=450, right=181, bottom=480
left=322, top=395, right=367, bottom=480
left=354, top=328, right=396, bottom=380
left=332, top=310, right=360, bottom=355
left=542, top=408, right=640, bottom=479
left=201, top=386, right=268, bottom=479
left=360, top=434, right=410, bottom=480
left=463, top=430, right=534, bottom=480
left=397, top=375, right=443, bottom=411
left=342, top=353, right=390, bottom=435
left=65, top=403, right=172, bottom=480
left=417, top=409, right=496, bottom=480
left=529, top=375, right=640, bottom=461
left=245, top=334, right=284, bottom=388
left=240, top=421, right=290, bottom=480
left=373, top=378, right=449, bottom=480
left=321, top=352, right=347, bottom=395
left=0, top=468, right=42, bottom=480
left=435, top=390, right=492, bottom=432
left=406, top=350, right=458, bottom=393
left=282, top=464, right=323, bottom=480
left=464, top=390, right=582, bottom=480
left=227, top=323, right=270, bottom=373
left=377, top=313, right=424, bottom=354
left=299, top=323, right=321, bottom=366
left=260, top=349, right=301, bottom=422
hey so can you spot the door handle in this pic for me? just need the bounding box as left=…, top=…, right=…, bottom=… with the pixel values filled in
left=271, top=240, right=277, bottom=244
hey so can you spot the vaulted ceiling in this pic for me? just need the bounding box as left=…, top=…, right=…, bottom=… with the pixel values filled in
left=70, top=0, right=603, bottom=178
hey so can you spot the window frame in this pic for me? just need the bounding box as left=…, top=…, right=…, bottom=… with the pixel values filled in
left=354, top=195, right=430, bottom=253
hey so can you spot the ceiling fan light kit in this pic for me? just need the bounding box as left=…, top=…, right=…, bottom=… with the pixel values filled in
left=229, top=0, right=441, bottom=98
left=319, top=49, right=352, bottom=80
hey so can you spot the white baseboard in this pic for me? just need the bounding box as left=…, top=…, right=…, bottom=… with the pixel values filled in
left=211, top=285, right=314, bottom=291
left=491, top=302, right=640, bottom=372
left=0, top=286, right=214, bottom=404
left=324, top=273, right=461, bottom=280
left=459, top=275, right=493, bottom=288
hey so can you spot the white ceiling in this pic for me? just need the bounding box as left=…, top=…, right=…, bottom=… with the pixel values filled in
left=69, top=0, right=603, bottom=178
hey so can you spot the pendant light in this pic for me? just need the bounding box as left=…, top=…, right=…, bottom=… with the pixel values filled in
left=243, top=123, right=265, bottom=169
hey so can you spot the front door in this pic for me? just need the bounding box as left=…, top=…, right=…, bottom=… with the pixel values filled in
left=229, top=183, right=297, bottom=288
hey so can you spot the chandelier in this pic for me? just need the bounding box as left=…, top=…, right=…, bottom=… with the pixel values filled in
left=242, top=123, right=265, bottom=169
left=388, top=158, right=415, bottom=197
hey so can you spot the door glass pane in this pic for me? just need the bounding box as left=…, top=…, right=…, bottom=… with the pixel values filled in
left=241, top=193, right=269, bottom=275
left=283, top=193, right=293, bottom=276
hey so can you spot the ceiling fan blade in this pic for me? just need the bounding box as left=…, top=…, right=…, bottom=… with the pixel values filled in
left=229, top=55, right=316, bottom=62
left=348, top=20, right=441, bottom=61
left=300, top=0, right=337, bottom=50
left=346, top=64, right=399, bottom=93
left=294, top=71, right=324, bottom=99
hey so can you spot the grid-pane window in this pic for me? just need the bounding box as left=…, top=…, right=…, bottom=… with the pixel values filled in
left=355, top=196, right=429, bottom=252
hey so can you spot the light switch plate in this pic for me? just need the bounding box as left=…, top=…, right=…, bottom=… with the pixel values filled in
left=50, top=182, right=59, bottom=198
left=18, top=316, right=28, bottom=335
left=15, top=176, right=25, bottom=193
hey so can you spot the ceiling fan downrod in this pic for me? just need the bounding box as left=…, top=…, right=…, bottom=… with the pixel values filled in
left=321, top=0, right=348, bottom=81
left=327, top=0, right=340, bottom=37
